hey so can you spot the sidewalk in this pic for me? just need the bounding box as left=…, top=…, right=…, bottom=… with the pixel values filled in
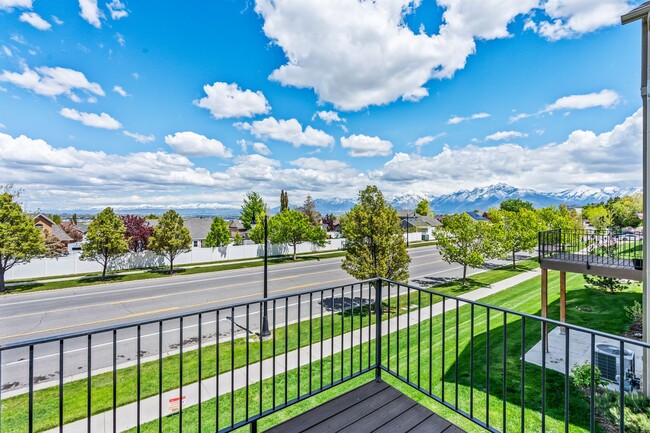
left=44, top=268, right=540, bottom=433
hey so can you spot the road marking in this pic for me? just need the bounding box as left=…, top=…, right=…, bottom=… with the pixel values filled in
left=0, top=277, right=353, bottom=341
left=0, top=245, right=441, bottom=306
left=0, top=269, right=339, bottom=320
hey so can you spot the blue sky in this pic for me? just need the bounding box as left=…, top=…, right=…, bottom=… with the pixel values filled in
left=0, top=0, right=645, bottom=211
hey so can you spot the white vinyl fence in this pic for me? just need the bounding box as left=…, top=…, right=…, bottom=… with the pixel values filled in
left=7, top=238, right=347, bottom=281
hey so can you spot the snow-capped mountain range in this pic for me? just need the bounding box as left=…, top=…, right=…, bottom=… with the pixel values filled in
left=45, top=184, right=640, bottom=217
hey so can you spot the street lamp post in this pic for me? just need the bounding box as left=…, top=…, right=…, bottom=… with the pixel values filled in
left=251, top=213, right=271, bottom=338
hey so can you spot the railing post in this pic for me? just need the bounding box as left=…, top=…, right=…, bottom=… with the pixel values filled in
left=375, top=279, right=382, bottom=382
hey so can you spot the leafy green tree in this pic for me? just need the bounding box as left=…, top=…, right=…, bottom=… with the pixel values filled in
left=500, top=198, right=533, bottom=212
left=415, top=199, right=430, bottom=216
left=148, top=210, right=192, bottom=273
left=280, top=190, right=289, bottom=212
left=233, top=233, right=243, bottom=246
left=80, top=207, right=129, bottom=279
left=240, top=191, right=266, bottom=230
left=434, top=212, right=499, bottom=285
left=0, top=192, right=46, bottom=291
left=342, top=186, right=410, bottom=282
left=268, top=209, right=327, bottom=260
left=48, top=214, right=62, bottom=224
left=538, top=205, right=583, bottom=230
left=489, top=208, right=543, bottom=269
left=205, top=216, right=231, bottom=248
left=248, top=212, right=267, bottom=244
left=299, top=194, right=321, bottom=226
left=606, top=194, right=642, bottom=227
left=582, top=205, right=612, bottom=231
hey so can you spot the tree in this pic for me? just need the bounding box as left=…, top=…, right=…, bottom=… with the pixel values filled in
left=44, top=232, right=68, bottom=258
left=60, top=221, right=84, bottom=242
left=280, top=190, right=289, bottom=212
left=48, top=214, right=62, bottom=224
left=322, top=213, right=336, bottom=231
left=233, top=233, right=244, bottom=246
left=415, top=199, right=430, bottom=216
left=144, top=213, right=158, bottom=220
left=489, top=208, right=543, bottom=269
left=148, top=210, right=192, bottom=273
left=120, top=215, right=154, bottom=251
left=606, top=194, right=642, bottom=228
left=582, top=205, right=612, bottom=231
left=583, top=274, right=630, bottom=294
left=205, top=216, right=231, bottom=248
left=240, top=191, right=266, bottom=230
left=248, top=212, right=267, bottom=244
left=434, top=212, right=499, bottom=285
left=538, top=205, right=583, bottom=230
left=341, top=186, right=410, bottom=282
left=299, top=194, right=321, bottom=226
left=500, top=198, right=534, bottom=212
left=0, top=192, right=46, bottom=292
left=268, top=209, right=327, bottom=260
left=80, top=207, right=129, bottom=279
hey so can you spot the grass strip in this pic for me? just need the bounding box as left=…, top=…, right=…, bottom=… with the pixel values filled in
left=0, top=259, right=537, bottom=432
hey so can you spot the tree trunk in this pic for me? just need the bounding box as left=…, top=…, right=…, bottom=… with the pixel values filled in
left=170, top=257, right=174, bottom=274
left=462, top=264, right=468, bottom=286
left=293, top=243, right=297, bottom=260
left=512, top=249, right=517, bottom=270
left=101, top=257, right=107, bottom=279
left=0, top=268, right=5, bottom=293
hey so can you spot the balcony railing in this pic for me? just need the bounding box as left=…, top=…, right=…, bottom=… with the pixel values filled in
left=0, top=278, right=647, bottom=433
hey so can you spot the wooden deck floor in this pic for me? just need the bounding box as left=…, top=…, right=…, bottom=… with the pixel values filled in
left=540, top=253, right=641, bottom=281
left=266, top=380, right=466, bottom=433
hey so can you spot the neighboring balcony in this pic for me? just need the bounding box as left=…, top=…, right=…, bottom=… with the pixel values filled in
left=0, top=277, right=647, bottom=433
left=538, top=229, right=643, bottom=281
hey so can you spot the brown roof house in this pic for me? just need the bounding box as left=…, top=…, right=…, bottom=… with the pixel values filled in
left=33, top=214, right=74, bottom=255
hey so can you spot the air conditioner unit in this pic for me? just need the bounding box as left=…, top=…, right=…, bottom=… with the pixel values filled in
left=594, top=343, right=635, bottom=383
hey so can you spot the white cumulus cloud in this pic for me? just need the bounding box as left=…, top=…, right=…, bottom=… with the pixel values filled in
left=19, top=12, right=51, bottom=30
left=113, top=85, right=129, bottom=97
left=164, top=131, right=233, bottom=158
left=0, top=65, right=104, bottom=100
left=340, top=134, right=393, bottom=157
left=59, top=108, right=122, bottom=129
left=236, top=117, right=334, bottom=147
left=194, top=82, right=271, bottom=119
left=106, top=0, right=128, bottom=19
left=485, top=130, right=528, bottom=141
left=0, top=0, right=31, bottom=11
left=255, top=0, right=536, bottom=111
left=123, top=131, right=155, bottom=143
left=78, top=0, right=103, bottom=28
left=530, top=0, right=632, bottom=41
left=448, top=112, right=491, bottom=125
left=511, top=89, right=621, bottom=122
left=313, top=110, right=345, bottom=124
left=252, top=142, right=271, bottom=156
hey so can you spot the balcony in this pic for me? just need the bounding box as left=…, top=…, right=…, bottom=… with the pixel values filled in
left=0, top=278, right=647, bottom=433
left=538, top=229, right=643, bottom=281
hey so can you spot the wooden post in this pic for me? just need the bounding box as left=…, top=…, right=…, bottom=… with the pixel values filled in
left=560, top=271, right=566, bottom=334
left=541, top=268, right=548, bottom=352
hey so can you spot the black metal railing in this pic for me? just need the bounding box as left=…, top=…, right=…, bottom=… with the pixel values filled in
left=539, top=228, right=643, bottom=269
left=1, top=278, right=648, bottom=433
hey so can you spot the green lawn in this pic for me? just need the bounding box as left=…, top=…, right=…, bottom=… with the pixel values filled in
left=117, top=270, right=640, bottom=433
left=0, top=259, right=537, bottom=433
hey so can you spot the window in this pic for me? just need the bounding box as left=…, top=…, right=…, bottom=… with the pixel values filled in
left=35, top=223, right=44, bottom=230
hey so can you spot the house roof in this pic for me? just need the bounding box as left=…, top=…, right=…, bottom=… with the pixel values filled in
left=396, top=210, right=416, bottom=219
left=229, top=219, right=245, bottom=230
left=467, top=211, right=488, bottom=222
left=415, top=215, right=442, bottom=227
left=34, top=213, right=55, bottom=225
left=183, top=217, right=213, bottom=240
left=51, top=224, right=74, bottom=242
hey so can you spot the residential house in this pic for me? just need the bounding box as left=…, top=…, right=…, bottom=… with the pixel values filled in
left=228, top=219, right=246, bottom=238
left=467, top=211, right=488, bottom=222
left=33, top=214, right=74, bottom=252
left=183, top=217, right=214, bottom=248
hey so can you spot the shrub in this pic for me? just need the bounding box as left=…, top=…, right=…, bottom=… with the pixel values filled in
left=625, top=300, right=643, bottom=324
left=571, top=361, right=606, bottom=389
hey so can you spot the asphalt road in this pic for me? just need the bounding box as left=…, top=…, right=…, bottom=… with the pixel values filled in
left=0, top=246, right=505, bottom=392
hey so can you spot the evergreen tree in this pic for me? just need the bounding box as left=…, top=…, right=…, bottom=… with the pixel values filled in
left=434, top=212, right=499, bottom=285
left=0, top=192, right=46, bottom=291
left=280, top=190, right=289, bottom=212
left=148, top=210, right=192, bottom=273
left=341, top=186, right=410, bottom=282
left=205, top=216, right=231, bottom=248
left=268, top=209, right=327, bottom=259
left=299, top=194, right=321, bottom=226
left=240, top=191, right=266, bottom=230
left=415, top=199, right=430, bottom=216
left=80, top=207, right=129, bottom=279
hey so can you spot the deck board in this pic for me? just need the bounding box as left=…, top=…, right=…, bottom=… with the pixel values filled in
left=266, top=380, right=466, bottom=433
